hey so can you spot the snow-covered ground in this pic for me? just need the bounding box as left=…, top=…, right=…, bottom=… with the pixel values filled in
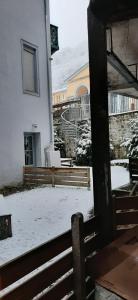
left=111, top=166, right=129, bottom=189
left=0, top=166, right=129, bottom=265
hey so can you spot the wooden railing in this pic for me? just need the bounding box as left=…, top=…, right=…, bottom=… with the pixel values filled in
left=129, top=157, right=138, bottom=182
left=112, top=195, right=138, bottom=236
left=0, top=214, right=101, bottom=300
left=24, top=167, right=91, bottom=188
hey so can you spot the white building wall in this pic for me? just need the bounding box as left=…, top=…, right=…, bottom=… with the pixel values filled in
left=0, top=0, right=52, bottom=187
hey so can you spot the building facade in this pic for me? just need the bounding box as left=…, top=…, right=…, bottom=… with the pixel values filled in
left=0, top=0, right=52, bottom=187
left=53, top=63, right=90, bottom=105
left=66, top=63, right=90, bottom=99
left=53, top=63, right=138, bottom=114
left=53, top=87, right=67, bottom=105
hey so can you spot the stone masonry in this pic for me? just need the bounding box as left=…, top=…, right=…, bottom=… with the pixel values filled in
left=109, top=110, right=138, bottom=158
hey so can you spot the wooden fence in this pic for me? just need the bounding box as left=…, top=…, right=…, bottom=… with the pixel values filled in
left=0, top=196, right=137, bottom=299
left=112, top=195, right=138, bottom=236
left=24, top=167, right=91, bottom=188
left=0, top=214, right=101, bottom=300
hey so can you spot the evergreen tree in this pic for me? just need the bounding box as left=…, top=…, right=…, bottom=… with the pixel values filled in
left=54, top=128, right=66, bottom=157
left=76, top=121, right=92, bottom=166
left=76, top=121, right=115, bottom=165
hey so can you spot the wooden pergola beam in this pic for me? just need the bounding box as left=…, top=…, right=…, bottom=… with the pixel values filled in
left=88, top=0, right=138, bottom=244
left=87, top=4, right=113, bottom=245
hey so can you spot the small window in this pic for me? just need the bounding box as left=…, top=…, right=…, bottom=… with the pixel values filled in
left=21, top=40, right=40, bottom=96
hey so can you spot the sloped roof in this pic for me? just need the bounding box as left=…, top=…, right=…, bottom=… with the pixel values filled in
left=64, top=62, right=89, bottom=83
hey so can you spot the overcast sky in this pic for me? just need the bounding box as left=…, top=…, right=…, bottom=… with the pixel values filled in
left=50, top=0, right=89, bottom=49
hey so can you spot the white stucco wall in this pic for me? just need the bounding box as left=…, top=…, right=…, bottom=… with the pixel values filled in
left=0, top=0, right=52, bottom=187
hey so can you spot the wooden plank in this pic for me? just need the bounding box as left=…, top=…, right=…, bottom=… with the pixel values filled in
left=53, top=168, right=89, bottom=174
left=131, top=175, right=138, bottom=181
left=0, top=229, right=71, bottom=289
left=55, top=176, right=88, bottom=183
left=71, top=213, right=86, bottom=300
left=23, top=167, right=87, bottom=175
left=87, top=168, right=91, bottom=188
left=112, top=189, right=130, bottom=197
left=116, top=211, right=138, bottom=225
left=24, top=175, right=52, bottom=181
left=0, top=253, right=73, bottom=300
left=129, top=183, right=138, bottom=196
left=86, top=276, right=95, bottom=299
left=115, top=196, right=138, bottom=210
left=25, top=180, right=88, bottom=187
left=24, top=167, right=53, bottom=175
left=66, top=294, right=75, bottom=300
left=54, top=172, right=88, bottom=177
left=85, top=234, right=101, bottom=257
left=24, top=179, right=51, bottom=185
left=39, top=272, right=74, bottom=300
left=24, top=174, right=51, bottom=178
left=54, top=180, right=88, bottom=187
left=84, top=215, right=100, bottom=237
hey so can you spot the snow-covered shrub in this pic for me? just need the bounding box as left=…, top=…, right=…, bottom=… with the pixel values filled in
left=54, top=128, right=66, bottom=157
left=76, top=121, right=92, bottom=166
left=121, top=119, right=138, bottom=158
left=76, top=121, right=115, bottom=165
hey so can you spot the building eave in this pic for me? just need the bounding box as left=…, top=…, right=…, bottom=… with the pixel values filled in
left=64, top=62, right=89, bottom=83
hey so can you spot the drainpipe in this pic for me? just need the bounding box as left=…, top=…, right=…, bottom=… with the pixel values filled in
left=44, top=0, right=54, bottom=148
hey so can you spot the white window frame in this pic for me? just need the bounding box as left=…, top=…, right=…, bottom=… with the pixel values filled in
left=21, top=39, right=40, bottom=96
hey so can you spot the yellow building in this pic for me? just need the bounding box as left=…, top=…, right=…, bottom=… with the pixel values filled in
left=66, top=63, right=89, bottom=99
left=52, top=87, right=67, bottom=105
left=53, top=63, right=90, bottom=105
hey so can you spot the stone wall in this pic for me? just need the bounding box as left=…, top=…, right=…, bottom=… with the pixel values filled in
left=109, top=110, right=138, bottom=158
left=54, top=110, right=138, bottom=159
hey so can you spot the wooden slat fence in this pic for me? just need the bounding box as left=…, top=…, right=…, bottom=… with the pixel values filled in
left=0, top=214, right=101, bottom=300
left=112, top=195, right=138, bottom=236
left=24, top=166, right=91, bottom=188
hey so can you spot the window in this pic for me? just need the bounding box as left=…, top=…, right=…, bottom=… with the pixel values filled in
left=21, top=40, right=40, bottom=96
left=76, top=86, right=88, bottom=97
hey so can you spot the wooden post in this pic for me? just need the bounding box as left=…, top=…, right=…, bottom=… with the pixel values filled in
left=112, top=195, right=117, bottom=238
left=23, top=166, right=25, bottom=185
left=87, top=167, right=91, bottom=190
left=71, top=213, right=86, bottom=300
left=51, top=167, right=55, bottom=187
left=88, top=5, right=113, bottom=245
left=129, top=158, right=132, bottom=184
